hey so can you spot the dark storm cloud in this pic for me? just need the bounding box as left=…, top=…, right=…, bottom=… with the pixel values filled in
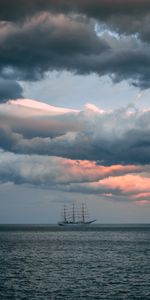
left=0, top=1, right=150, bottom=88
left=0, top=0, right=150, bottom=42
left=0, top=13, right=150, bottom=88
left=0, top=79, right=23, bottom=102
left=0, top=0, right=150, bottom=22
left=0, top=13, right=108, bottom=80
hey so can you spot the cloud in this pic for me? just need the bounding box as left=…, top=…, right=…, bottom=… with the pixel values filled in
left=9, top=98, right=78, bottom=114
left=62, top=173, right=150, bottom=204
left=0, top=1, right=150, bottom=22
left=1, top=97, right=150, bottom=204
left=1, top=150, right=150, bottom=203
left=0, top=99, right=150, bottom=165
left=0, top=13, right=108, bottom=80
left=0, top=99, right=81, bottom=140
left=0, top=150, right=140, bottom=185
left=0, top=6, right=150, bottom=88
left=1, top=150, right=148, bottom=203
left=0, top=0, right=150, bottom=44
left=0, top=79, right=23, bottom=102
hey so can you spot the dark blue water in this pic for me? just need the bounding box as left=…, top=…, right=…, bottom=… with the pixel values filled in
left=0, top=225, right=150, bottom=300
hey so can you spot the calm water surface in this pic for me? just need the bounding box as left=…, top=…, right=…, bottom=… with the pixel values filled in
left=0, top=225, right=150, bottom=300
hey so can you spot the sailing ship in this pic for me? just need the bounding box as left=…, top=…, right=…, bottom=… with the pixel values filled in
left=58, top=203, right=96, bottom=226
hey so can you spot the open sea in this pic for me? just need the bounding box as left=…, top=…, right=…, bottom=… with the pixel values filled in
left=0, top=224, right=150, bottom=300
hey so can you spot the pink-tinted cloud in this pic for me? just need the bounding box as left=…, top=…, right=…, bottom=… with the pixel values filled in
left=0, top=150, right=150, bottom=204
left=133, top=192, right=150, bottom=199
left=100, top=174, right=150, bottom=194
left=0, top=150, right=140, bottom=186
left=56, top=170, right=150, bottom=204
left=8, top=99, right=79, bottom=115
left=56, top=160, right=140, bottom=184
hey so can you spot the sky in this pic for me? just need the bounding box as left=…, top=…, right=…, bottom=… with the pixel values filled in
left=0, top=0, right=150, bottom=223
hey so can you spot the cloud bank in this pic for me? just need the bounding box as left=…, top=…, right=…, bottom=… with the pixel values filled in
left=0, top=1, right=150, bottom=23
left=0, top=150, right=139, bottom=186
left=0, top=99, right=150, bottom=165
left=0, top=98, right=150, bottom=204
left=0, top=150, right=149, bottom=203
left=0, top=1, right=150, bottom=88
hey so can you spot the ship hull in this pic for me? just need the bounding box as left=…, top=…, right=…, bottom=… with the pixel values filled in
left=58, top=220, right=96, bottom=226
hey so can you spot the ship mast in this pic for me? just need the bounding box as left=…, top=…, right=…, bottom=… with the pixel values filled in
left=82, top=203, right=85, bottom=223
left=63, top=205, right=67, bottom=222
left=72, top=203, right=75, bottom=223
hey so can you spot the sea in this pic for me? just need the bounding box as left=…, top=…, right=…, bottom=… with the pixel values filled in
left=0, top=224, right=150, bottom=300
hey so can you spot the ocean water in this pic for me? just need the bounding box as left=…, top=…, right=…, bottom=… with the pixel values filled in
left=0, top=225, right=150, bottom=300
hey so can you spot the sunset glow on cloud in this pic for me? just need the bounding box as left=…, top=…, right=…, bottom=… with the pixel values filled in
left=8, top=99, right=79, bottom=115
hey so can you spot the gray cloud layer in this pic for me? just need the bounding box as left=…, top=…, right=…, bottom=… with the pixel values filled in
left=0, top=14, right=108, bottom=80
left=0, top=150, right=147, bottom=201
left=0, top=151, right=137, bottom=185
left=1, top=150, right=150, bottom=203
left=1, top=101, right=150, bottom=165
left=0, top=1, right=150, bottom=22
left=0, top=1, right=150, bottom=88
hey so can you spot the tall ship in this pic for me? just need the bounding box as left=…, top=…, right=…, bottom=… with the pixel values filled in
left=58, top=203, right=96, bottom=226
